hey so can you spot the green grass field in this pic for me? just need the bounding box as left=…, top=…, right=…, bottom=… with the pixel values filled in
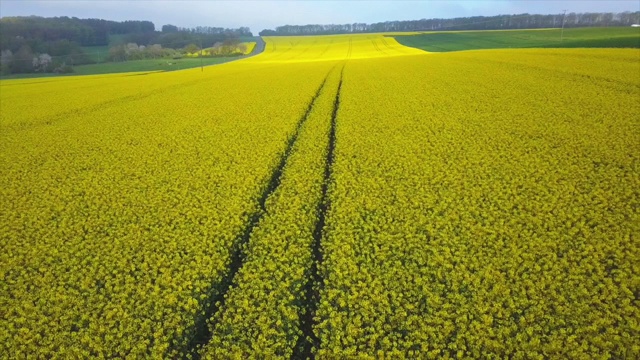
left=0, top=57, right=243, bottom=79
left=394, top=27, right=640, bottom=52
left=80, top=45, right=110, bottom=63
left=70, top=57, right=242, bottom=75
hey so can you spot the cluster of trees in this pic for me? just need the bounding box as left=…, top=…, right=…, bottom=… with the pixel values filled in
left=207, top=39, right=248, bottom=56
left=259, top=11, right=640, bottom=36
left=1, top=44, right=88, bottom=75
left=0, top=16, right=155, bottom=74
left=106, top=43, right=179, bottom=62
left=120, top=25, right=251, bottom=51
left=106, top=32, right=249, bottom=62
left=128, top=32, right=233, bottom=51
left=161, top=24, right=252, bottom=36
left=0, top=16, right=154, bottom=48
left=0, top=16, right=253, bottom=75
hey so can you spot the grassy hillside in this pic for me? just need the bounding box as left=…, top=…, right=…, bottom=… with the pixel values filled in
left=394, top=27, right=640, bottom=52
left=0, top=57, right=241, bottom=79
left=79, top=34, right=140, bottom=63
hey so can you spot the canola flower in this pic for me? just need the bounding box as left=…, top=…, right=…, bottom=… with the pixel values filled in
left=1, top=32, right=638, bottom=359
left=257, top=33, right=426, bottom=63
left=0, top=59, right=335, bottom=358
left=315, top=48, right=640, bottom=358
left=201, top=64, right=343, bottom=359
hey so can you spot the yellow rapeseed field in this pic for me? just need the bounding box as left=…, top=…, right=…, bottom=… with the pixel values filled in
left=316, top=48, right=640, bottom=359
left=1, top=33, right=638, bottom=358
left=256, top=34, right=426, bottom=62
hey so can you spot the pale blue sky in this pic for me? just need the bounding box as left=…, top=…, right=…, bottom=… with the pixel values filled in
left=1, top=1, right=638, bottom=33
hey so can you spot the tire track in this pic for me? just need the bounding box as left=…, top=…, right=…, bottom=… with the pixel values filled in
left=315, top=39, right=335, bottom=60
left=181, top=70, right=333, bottom=359
left=371, top=38, right=389, bottom=56
left=381, top=36, right=407, bottom=54
left=288, top=40, right=319, bottom=61
left=292, top=64, right=344, bottom=360
left=266, top=40, right=296, bottom=60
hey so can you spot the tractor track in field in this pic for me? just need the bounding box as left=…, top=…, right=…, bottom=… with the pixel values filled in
left=181, top=71, right=333, bottom=360
left=292, top=64, right=344, bottom=360
left=381, top=36, right=408, bottom=54
left=290, top=40, right=319, bottom=61
left=314, top=39, right=335, bottom=60
left=371, top=38, right=389, bottom=56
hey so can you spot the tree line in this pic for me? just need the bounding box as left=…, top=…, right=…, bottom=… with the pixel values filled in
left=0, top=16, right=253, bottom=75
left=259, top=11, right=640, bottom=36
left=0, top=16, right=154, bottom=49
